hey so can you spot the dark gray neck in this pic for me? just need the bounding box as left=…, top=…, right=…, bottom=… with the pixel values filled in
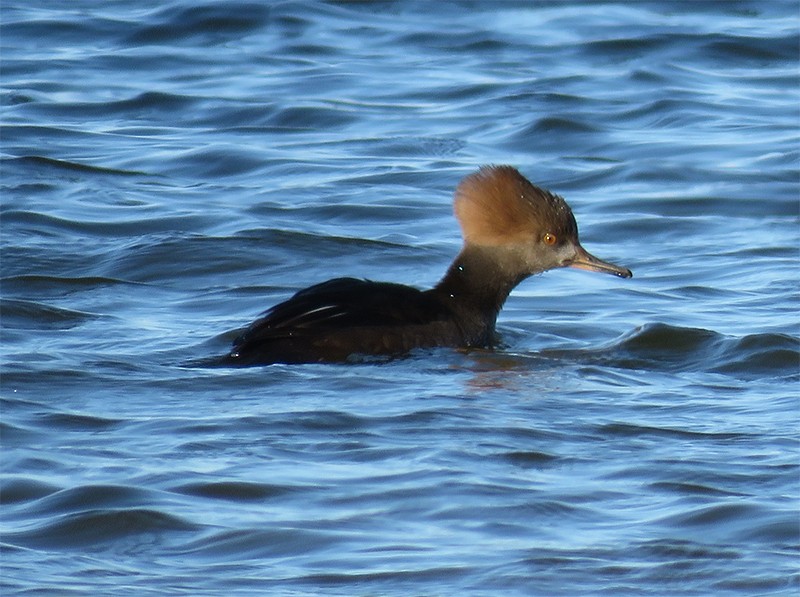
left=432, top=245, right=529, bottom=344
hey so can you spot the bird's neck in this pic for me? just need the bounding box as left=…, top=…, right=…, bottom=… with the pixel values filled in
left=432, top=244, right=529, bottom=342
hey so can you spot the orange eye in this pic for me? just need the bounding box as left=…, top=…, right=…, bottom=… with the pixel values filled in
left=543, top=233, right=557, bottom=245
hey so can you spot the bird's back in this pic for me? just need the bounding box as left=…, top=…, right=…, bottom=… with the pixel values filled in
left=226, top=277, right=466, bottom=365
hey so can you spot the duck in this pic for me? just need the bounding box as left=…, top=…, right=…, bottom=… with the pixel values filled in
left=224, top=165, right=631, bottom=365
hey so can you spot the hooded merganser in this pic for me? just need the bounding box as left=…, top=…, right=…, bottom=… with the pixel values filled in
left=225, top=165, right=631, bottom=365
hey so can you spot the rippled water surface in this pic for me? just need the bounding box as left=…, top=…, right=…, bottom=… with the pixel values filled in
left=2, top=1, right=798, bottom=595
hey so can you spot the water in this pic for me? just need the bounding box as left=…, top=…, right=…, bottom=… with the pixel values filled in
left=2, top=1, right=798, bottom=594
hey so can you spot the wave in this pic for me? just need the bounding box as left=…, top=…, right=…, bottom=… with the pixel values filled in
left=546, top=323, right=799, bottom=379
left=1, top=298, right=103, bottom=330
left=2, top=155, right=145, bottom=177
left=4, top=508, right=197, bottom=550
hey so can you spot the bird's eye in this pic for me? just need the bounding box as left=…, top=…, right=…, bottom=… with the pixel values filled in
left=543, top=233, right=557, bottom=245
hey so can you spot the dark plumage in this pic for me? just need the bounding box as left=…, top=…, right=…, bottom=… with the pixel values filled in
left=225, top=166, right=631, bottom=365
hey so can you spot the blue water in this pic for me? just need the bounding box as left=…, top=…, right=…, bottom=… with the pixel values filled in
left=2, top=1, right=798, bottom=594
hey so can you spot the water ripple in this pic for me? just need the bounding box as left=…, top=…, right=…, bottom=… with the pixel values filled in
left=1, top=0, right=797, bottom=594
left=549, top=323, right=800, bottom=379
left=5, top=509, right=197, bottom=550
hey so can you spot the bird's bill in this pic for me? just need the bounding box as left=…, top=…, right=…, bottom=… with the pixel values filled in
left=569, top=245, right=632, bottom=278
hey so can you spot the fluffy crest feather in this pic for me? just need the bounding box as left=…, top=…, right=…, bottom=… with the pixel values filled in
left=453, top=165, right=577, bottom=246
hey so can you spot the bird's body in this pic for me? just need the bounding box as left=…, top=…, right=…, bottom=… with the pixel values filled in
left=225, top=166, right=631, bottom=365
left=229, top=278, right=466, bottom=365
